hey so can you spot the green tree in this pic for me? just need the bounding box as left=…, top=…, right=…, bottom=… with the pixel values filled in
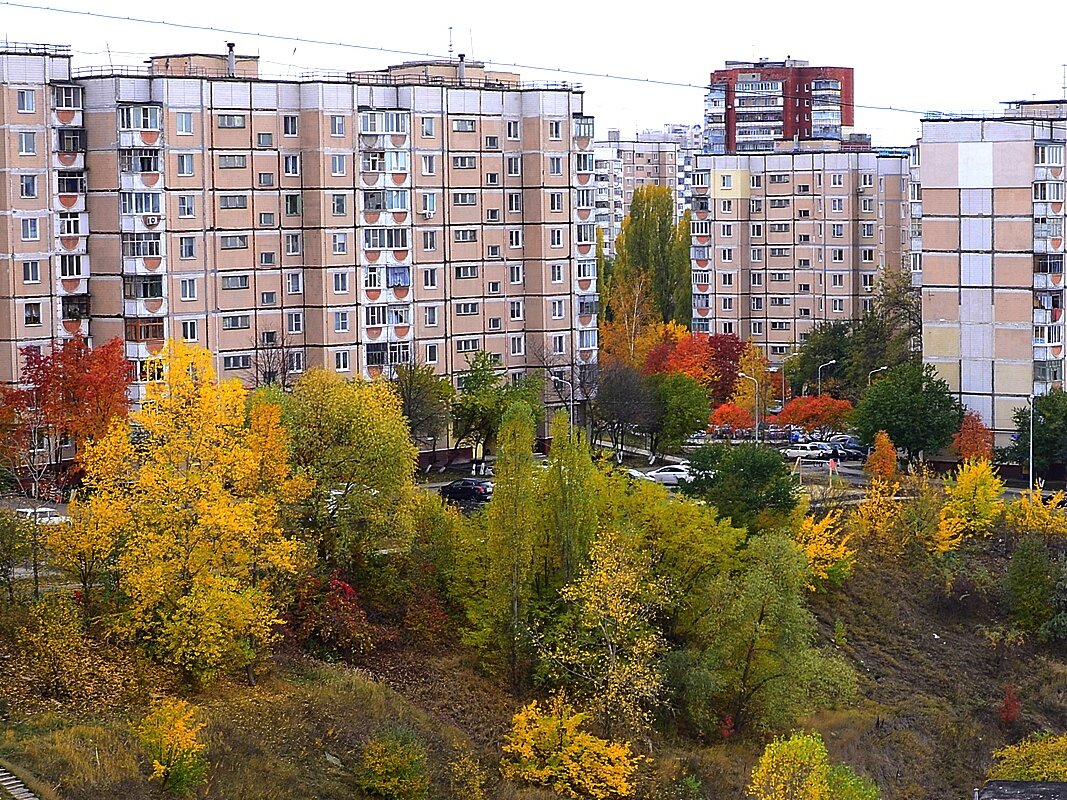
left=852, top=363, right=963, bottom=459
left=785, top=322, right=851, bottom=398
left=682, top=443, right=798, bottom=533
left=1006, top=536, right=1056, bottom=633
left=391, top=362, right=455, bottom=455
left=1007, top=390, right=1067, bottom=478
left=644, top=372, right=709, bottom=457
left=451, top=352, right=542, bottom=457
left=616, top=185, right=690, bottom=324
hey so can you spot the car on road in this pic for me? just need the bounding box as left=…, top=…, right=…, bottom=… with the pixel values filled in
left=624, top=468, right=656, bottom=482
left=438, top=479, right=494, bottom=505
left=781, top=443, right=832, bottom=460
left=645, top=464, right=692, bottom=486
left=14, top=507, right=70, bottom=525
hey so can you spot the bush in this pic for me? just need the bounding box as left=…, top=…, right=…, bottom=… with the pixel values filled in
left=355, top=728, right=429, bottom=800
left=447, top=751, right=487, bottom=800
left=828, top=764, right=880, bottom=800
left=288, top=573, right=375, bottom=660
left=135, top=699, right=208, bottom=797
left=749, top=732, right=831, bottom=800
left=988, top=731, right=1067, bottom=780
left=1006, top=537, right=1056, bottom=633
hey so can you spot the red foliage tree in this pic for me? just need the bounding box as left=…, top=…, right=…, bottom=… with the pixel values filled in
left=952, top=410, right=995, bottom=461
left=706, top=333, right=747, bottom=406
left=997, top=684, right=1021, bottom=727
left=662, top=333, right=716, bottom=387
left=774, top=395, right=854, bottom=437
left=710, top=402, right=754, bottom=430
left=642, top=338, right=678, bottom=377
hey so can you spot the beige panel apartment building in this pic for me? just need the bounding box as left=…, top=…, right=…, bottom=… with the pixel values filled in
left=1, top=44, right=598, bottom=406
left=917, top=104, right=1066, bottom=445
left=689, top=142, right=909, bottom=366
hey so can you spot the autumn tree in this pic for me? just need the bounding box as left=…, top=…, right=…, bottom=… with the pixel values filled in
left=683, top=443, right=798, bottom=532
left=704, top=333, right=748, bottom=406
left=592, top=364, right=658, bottom=463
left=936, top=459, right=1004, bottom=551
left=793, top=510, right=853, bottom=588
left=391, top=362, right=455, bottom=456
left=864, top=431, right=898, bottom=480
left=1004, top=489, right=1067, bottom=538
left=0, top=510, right=30, bottom=603
left=644, top=372, right=709, bottom=458
left=599, top=268, right=660, bottom=367
left=730, top=344, right=776, bottom=424
left=135, top=699, right=208, bottom=796
left=852, top=363, right=963, bottom=459
left=83, top=342, right=306, bottom=684
left=450, top=352, right=542, bottom=457
left=775, top=396, right=854, bottom=438
left=274, top=370, right=417, bottom=568
left=1007, top=390, right=1067, bottom=478
left=987, top=731, right=1067, bottom=781
left=952, top=411, right=994, bottom=461
left=710, top=402, right=754, bottom=431
left=749, top=732, right=831, bottom=800
left=47, top=494, right=127, bottom=618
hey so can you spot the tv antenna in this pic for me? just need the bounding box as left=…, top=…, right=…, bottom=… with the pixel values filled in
left=448, top=27, right=453, bottom=60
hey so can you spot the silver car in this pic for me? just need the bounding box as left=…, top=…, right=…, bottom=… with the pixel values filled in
left=645, top=464, right=692, bottom=486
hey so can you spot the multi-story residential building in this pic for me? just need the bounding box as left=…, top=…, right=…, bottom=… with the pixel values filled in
left=593, top=144, right=623, bottom=258
left=704, top=59, right=854, bottom=155
left=1, top=44, right=598, bottom=414
left=689, top=140, right=909, bottom=367
left=917, top=102, right=1066, bottom=445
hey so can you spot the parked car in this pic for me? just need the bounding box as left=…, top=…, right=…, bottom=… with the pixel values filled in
left=645, top=464, right=692, bottom=486
left=439, top=479, right=494, bottom=505
left=624, top=468, right=656, bottom=482
left=781, top=443, right=832, bottom=460
left=14, top=507, right=70, bottom=525
left=682, top=432, right=712, bottom=451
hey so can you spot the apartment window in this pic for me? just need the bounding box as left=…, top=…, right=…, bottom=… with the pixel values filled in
left=24, top=303, right=42, bottom=327
left=486, top=207, right=501, bottom=223
left=283, top=115, right=298, bottom=136
left=57, top=255, right=82, bottom=278
left=284, top=233, right=302, bottom=255
left=21, top=218, right=39, bottom=241
left=452, top=155, right=476, bottom=170
left=18, top=132, right=36, bottom=155
left=861, top=198, right=874, bottom=212
left=452, top=118, right=476, bottom=133
left=770, top=321, right=791, bottom=330
left=507, top=192, right=523, bottom=213
left=287, top=311, right=304, bottom=334
left=862, top=222, right=875, bottom=237
left=219, top=195, right=247, bottom=209
left=329, top=115, right=345, bottom=137
left=283, top=154, right=301, bottom=176
left=220, top=235, right=248, bottom=250
left=861, top=248, right=875, bottom=263
left=218, top=114, right=246, bottom=129
left=423, top=230, right=437, bottom=251
left=769, top=247, right=789, bottom=258
left=721, top=248, right=734, bottom=262
left=259, top=252, right=276, bottom=266
left=418, top=116, right=435, bottom=138
left=831, top=248, right=844, bottom=262
left=258, top=172, right=275, bottom=187
left=418, top=305, right=437, bottom=328
left=258, top=212, right=276, bottom=227
left=175, top=194, right=194, bottom=218
left=421, top=154, right=436, bottom=176
left=510, top=264, right=524, bottom=284
left=720, top=199, right=733, bottom=213
left=286, top=272, right=303, bottom=295
left=750, top=199, right=763, bottom=214
left=831, top=223, right=844, bottom=237
left=332, top=194, right=347, bottom=216
left=861, top=173, right=874, bottom=187
left=330, top=154, right=346, bottom=176
left=551, top=263, right=564, bottom=283
left=750, top=321, right=764, bottom=336
left=451, top=191, right=478, bottom=207
left=222, top=315, right=250, bottom=331
left=721, top=273, right=734, bottom=287
left=455, top=301, right=479, bottom=317
left=551, top=228, right=564, bottom=248
left=769, top=296, right=791, bottom=307
left=334, top=351, right=350, bottom=372
left=22, top=261, right=40, bottom=284
left=333, top=311, right=350, bottom=333
left=179, top=278, right=197, bottom=301
left=509, top=229, right=523, bottom=248
left=578, top=330, right=597, bottom=350
left=285, top=194, right=301, bottom=216
left=832, top=298, right=845, bottom=312
left=550, top=299, right=566, bottom=319
left=721, top=222, right=734, bottom=237
left=549, top=156, right=563, bottom=176
left=176, top=320, right=197, bottom=342
left=507, top=156, right=521, bottom=176
left=508, top=300, right=525, bottom=321
left=120, top=106, right=161, bottom=130
left=454, top=229, right=478, bottom=243
left=256, top=132, right=273, bottom=147
left=456, top=338, right=480, bottom=354
left=1034, top=182, right=1065, bottom=202
left=720, top=174, right=733, bottom=190
left=507, top=120, right=520, bottom=139
left=19, top=175, right=38, bottom=198
left=179, top=237, right=195, bottom=259
left=1036, top=144, right=1065, bottom=166
left=16, top=89, right=35, bottom=113
left=333, top=233, right=348, bottom=254
left=509, top=335, right=525, bottom=357
left=221, top=355, right=252, bottom=371
left=486, top=244, right=501, bottom=258
left=115, top=192, right=159, bottom=215
left=221, top=275, right=250, bottom=290
left=218, top=154, right=246, bottom=169
left=830, top=197, right=844, bottom=212
left=831, top=273, right=845, bottom=287
left=418, top=267, right=437, bottom=290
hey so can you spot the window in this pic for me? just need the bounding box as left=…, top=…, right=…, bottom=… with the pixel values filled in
left=1034, top=182, right=1065, bottom=202
left=720, top=199, right=733, bottom=213
left=423, top=230, right=437, bottom=251
left=222, top=354, right=252, bottom=371
left=549, top=156, right=563, bottom=175
left=179, top=237, right=195, bottom=259
left=17, top=89, right=35, bottom=113
left=217, top=114, right=245, bottom=129
left=721, top=273, right=734, bottom=287
left=831, top=248, right=844, bottom=262
left=509, top=229, right=523, bottom=248
left=332, top=271, right=349, bottom=294
left=507, top=156, right=521, bottom=176
left=508, top=192, right=522, bottom=213
left=421, top=155, right=436, bottom=175
left=830, top=197, right=844, bottom=212
left=509, top=300, right=524, bottom=320
left=284, top=233, right=302, bottom=255
left=751, top=273, right=764, bottom=287
left=451, top=155, right=477, bottom=171
left=510, top=335, right=525, bottom=357
left=333, top=233, right=348, bottom=254
left=832, top=298, right=845, bottom=312
left=510, top=264, right=524, bottom=284
left=259, top=212, right=275, bottom=227
left=258, top=172, right=275, bottom=187
left=507, top=120, right=520, bottom=139
left=420, top=116, right=436, bottom=137
left=332, top=194, right=347, bottom=215
left=861, top=197, right=874, bottom=212
left=21, top=260, right=40, bottom=283
left=861, top=248, right=875, bottom=263
left=334, top=351, right=350, bottom=372
left=455, top=264, right=479, bottom=279
left=57, top=255, right=82, bottom=278
left=283, top=115, right=298, bottom=136
left=721, top=248, right=733, bottom=262
left=286, top=272, right=303, bottom=294
left=551, top=299, right=565, bottom=319
left=219, top=195, right=247, bottom=209
left=24, top=303, right=42, bottom=326
left=259, top=251, right=276, bottom=266
left=180, top=278, right=197, bottom=300
left=178, top=320, right=197, bottom=342
left=334, top=311, right=350, bottom=333
left=18, top=132, right=36, bottom=155
left=831, top=223, right=844, bottom=237
left=218, top=154, right=246, bottom=169
left=456, top=301, right=479, bottom=317
left=457, top=338, right=480, bottom=354
left=287, top=311, right=304, bottom=334
left=551, top=263, right=564, bottom=283
left=579, top=330, right=597, bottom=350
left=285, top=194, right=301, bottom=216
left=222, top=315, right=250, bottom=331
left=452, top=118, right=476, bottom=132
left=363, top=228, right=410, bottom=249
left=720, top=174, right=733, bottom=189
left=1036, top=144, right=1065, bottom=166
left=861, top=173, right=874, bottom=187
left=551, top=334, right=566, bottom=356
left=485, top=134, right=500, bottom=149
left=422, top=305, right=439, bottom=327
left=257, top=132, right=273, bottom=147
left=551, top=228, right=563, bottom=248
left=330, top=115, right=345, bottom=137
left=831, top=273, right=845, bottom=287
left=120, top=106, right=161, bottom=130
left=455, top=229, right=478, bottom=243
left=21, top=218, right=39, bottom=241
left=331, top=154, right=346, bottom=176
left=487, top=208, right=500, bottom=222
left=453, top=191, right=477, bottom=206
left=19, top=175, right=37, bottom=198
left=220, top=235, right=248, bottom=249
left=419, top=267, right=438, bottom=290
left=178, top=195, right=195, bottom=218
left=221, top=275, right=250, bottom=290
left=283, top=154, right=301, bottom=176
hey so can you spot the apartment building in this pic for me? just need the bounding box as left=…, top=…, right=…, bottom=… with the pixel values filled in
left=689, top=141, right=909, bottom=367
left=917, top=103, right=1066, bottom=445
left=1, top=44, right=598, bottom=406
left=704, top=59, right=854, bottom=155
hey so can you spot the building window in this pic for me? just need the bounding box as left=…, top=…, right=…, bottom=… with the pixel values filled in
left=332, top=194, right=347, bottom=215
left=331, top=115, right=345, bottom=136
left=507, top=120, right=520, bottom=139
left=455, top=264, right=479, bottom=279
left=423, top=268, right=438, bottom=289
left=578, top=330, right=597, bottom=350
left=510, top=264, right=524, bottom=284
left=287, top=312, right=304, bottom=334
left=1034, top=182, right=1065, bottom=202
left=18, top=132, right=36, bottom=155
left=721, top=174, right=732, bottom=189
left=16, top=89, right=35, bottom=113
left=222, top=315, right=251, bottom=330
left=452, top=118, right=476, bottom=132
left=507, top=156, right=521, bottom=176
left=22, top=261, right=40, bottom=283
left=551, top=264, right=564, bottom=283
left=333, top=233, right=348, bottom=254
left=831, top=273, right=845, bottom=287
left=20, top=218, right=39, bottom=241
left=333, top=271, right=349, bottom=294
left=179, top=278, right=197, bottom=300
left=832, top=298, right=845, bottom=312
left=283, top=154, right=301, bottom=176
left=283, top=115, right=298, bottom=136
left=286, top=273, right=303, bottom=294
left=258, top=172, right=275, bottom=187
left=456, top=302, right=479, bottom=316
left=551, top=228, right=564, bottom=248
left=509, top=230, right=523, bottom=248
left=220, top=235, right=248, bottom=250
left=218, top=114, right=246, bottom=129
left=218, top=154, right=246, bottom=169
left=179, top=320, right=198, bottom=342
left=548, top=120, right=562, bottom=139
left=179, top=236, right=195, bottom=259
left=259, top=252, right=276, bottom=266
left=1036, top=144, right=1065, bottom=166
left=831, top=248, right=844, bottom=262
left=510, top=335, right=525, bottom=356
left=424, top=306, right=439, bottom=327
left=219, top=195, right=247, bottom=209
left=453, top=192, right=477, bottom=206
left=259, top=212, right=275, bottom=226
left=720, top=199, right=733, bottom=213
left=552, top=334, right=566, bottom=355
left=551, top=299, right=565, bottom=319
left=331, top=154, right=346, bottom=176
left=421, top=117, right=435, bottom=137
left=549, top=156, right=563, bottom=176
left=284, top=233, right=302, bottom=255
left=508, top=192, right=522, bottom=213
left=456, top=338, right=480, bottom=354
left=421, top=155, right=436, bottom=175
left=24, top=303, right=42, bottom=326
left=334, top=311, right=350, bottom=333
left=19, top=175, right=37, bottom=198
left=284, top=194, right=301, bottom=216
left=335, top=351, right=350, bottom=372
left=452, top=155, right=476, bottom=170
left=426, top=343, right=438, bottom=363
left=177, top=195, right=194, bottom=217
left=221, top=275, right=249, bottom=290
left=423, top=230, right=437, bottom=251
left=257, top=132, right=273, bottom=147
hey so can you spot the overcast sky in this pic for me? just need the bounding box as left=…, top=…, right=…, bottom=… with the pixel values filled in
left=4, top=0, right=1065, bottom=146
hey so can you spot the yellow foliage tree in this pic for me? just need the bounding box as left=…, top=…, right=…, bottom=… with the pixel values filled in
left=600, top=269, right=660, bottom=367
left=730, top=343, right=776, bottom=420
left=501, top=695, right=641, bottom=800
left=849, top=479, right=902, bottom=555
left=864, top=431, right=898, bottom=481
left=936, top=459, right=1005, bottom=552
left=82, top=341, right=308, bottom=684
left=987, top=731, right=1067, bottom=781
left=793, top=510, right=852, bottom=588
left=135, top=698, right=208, bottom=796
left=47, top=493, right=128, bottom=614
left=1004, top=490, right=1067, bottom=538
left=749, top=732, right=831, bottom=800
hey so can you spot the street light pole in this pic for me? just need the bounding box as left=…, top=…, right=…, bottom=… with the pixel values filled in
left=552, top=375, right=575, bottom=434
left=817, top=359, right=837, bottom=396
left=738, top=370, right=759, bottom=445
left=868, top=365, right=888, bottom=387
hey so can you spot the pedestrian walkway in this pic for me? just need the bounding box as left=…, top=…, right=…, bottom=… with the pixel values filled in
left=0, top=767, right=41, bottom=800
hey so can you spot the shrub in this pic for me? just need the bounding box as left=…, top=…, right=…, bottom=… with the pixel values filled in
left=997, top=684, right=1021, bottom=727
left=134, top=698, right=208, bottom=797
left=749, top=732, right=831, bottom=800
left=988, top=731, right=1067, bottom=780
left=288, top=573, right=375, bottom=660
left=447, top=751, right=487, bottom=800
left=1006, top=537, right=1056, bottom=633
left=500, top=695, right=641, bottom=799
left=828, top=764, right=880, bottom=800
left=356, top=728, right=429, bottom=800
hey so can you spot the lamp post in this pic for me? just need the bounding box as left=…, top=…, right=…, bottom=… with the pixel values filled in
left=868, top=365, right=888, bottom=387
left=1029, top=395, right=1035, bottom=493
left=738, top=370, right=759, bottom=445
left=552, top=374, right=575, bottom=434
left=817, top=359, right=837, bottom=396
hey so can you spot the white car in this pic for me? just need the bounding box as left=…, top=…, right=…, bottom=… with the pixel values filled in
left=15, top=507, right=70, bottom=525
left=645, top=464, right=692, bottom=486
left=781, top=443, right=831, bottom=460
left=624, top=468, right=656, bottom=482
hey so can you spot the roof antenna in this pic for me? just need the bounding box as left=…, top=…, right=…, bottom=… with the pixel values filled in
left=448, top=27, right=453, bottom=60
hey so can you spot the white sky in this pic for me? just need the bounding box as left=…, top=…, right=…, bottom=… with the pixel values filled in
left=3, top=0, right=1065, bottom=147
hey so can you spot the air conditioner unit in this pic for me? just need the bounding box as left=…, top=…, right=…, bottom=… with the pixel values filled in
left=144, top=214, right=160, bottom=226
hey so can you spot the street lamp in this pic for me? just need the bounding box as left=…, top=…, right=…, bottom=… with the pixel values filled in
left=551, top=374, right=575, bottom=434
left=738, top=370, right=759, bottom=445
left=817, top=359, right=837, bottom=396
left=868, top=365, right=888, bottom=387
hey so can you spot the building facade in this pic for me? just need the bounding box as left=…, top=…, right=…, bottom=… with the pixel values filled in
left=704, top=59, right=854, bottom=155
left=689, top=142, right=909, bottom=368
left=917, top=103, right=1066, bottom=445
left=1, top=44, right=598, bottom=405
